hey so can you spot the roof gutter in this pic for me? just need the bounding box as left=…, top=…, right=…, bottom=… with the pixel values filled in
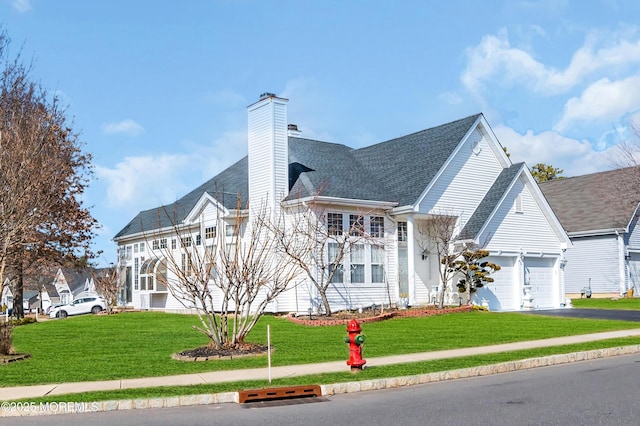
left=282, top=196, right=397, bottom=210
left=567, top=227, right=628, bottom=238
left=390, top=205, right=416, bottom=215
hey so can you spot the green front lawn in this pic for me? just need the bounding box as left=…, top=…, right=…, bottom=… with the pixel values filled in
left=571, top=297, right=640, bottom=310
left=3, top=310, right=639, bottom=388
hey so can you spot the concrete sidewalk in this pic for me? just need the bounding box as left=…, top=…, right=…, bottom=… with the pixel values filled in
left=2, top=328, right=640, bottom=402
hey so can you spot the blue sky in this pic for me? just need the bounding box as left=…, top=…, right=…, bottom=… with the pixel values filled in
left=3, top=0, right=640, bottom=266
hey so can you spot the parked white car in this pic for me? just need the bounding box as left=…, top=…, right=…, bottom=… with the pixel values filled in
left=49, top=297, right=106, bottom=319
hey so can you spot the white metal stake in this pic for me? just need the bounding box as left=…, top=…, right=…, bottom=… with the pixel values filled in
left=267, top=324, right=272, bottom=383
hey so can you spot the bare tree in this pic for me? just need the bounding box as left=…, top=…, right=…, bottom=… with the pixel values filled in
left=415, top=213, right=460, bottom=309
left=92, top=264, right=122, bottom=313
left=149, top=196, right=301, bottom=349
left=0, top=30, right=97, bottom=318
left=272, top=201, right=381, bottom=316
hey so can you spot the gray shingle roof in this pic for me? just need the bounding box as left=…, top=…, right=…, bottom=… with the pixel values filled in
left=354, top=114, right=481, bottom=206
left=114, top=157, right=248, bottom=239
left=115, top=114, right=483, bottom=239
left=539, top=166, right=640, bottom=233
left=459, top=163, right=525, bottom=240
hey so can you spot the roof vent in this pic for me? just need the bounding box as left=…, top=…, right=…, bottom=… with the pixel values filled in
left=287, top=123, right=301, bottom=137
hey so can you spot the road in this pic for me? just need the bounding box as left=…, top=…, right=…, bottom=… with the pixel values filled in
left=3, top=353, right=639, bottom=425
left=523, top=308, right=640, bottom=322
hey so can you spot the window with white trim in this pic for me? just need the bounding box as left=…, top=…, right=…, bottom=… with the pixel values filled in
left=398, top=222, right=408, bottom=242
left=328, top=242, right=343, bottom=283
left=134, top=257, right=139, bottom=290
left=225, top=224, right=239, bottom=237
left=327, top=213, right=343, bottom=236
left=349, top=214, right=364, bottom=236
left=371, top=246, right=385, bottom=283
left=370, top=216, right=384, bottom=237
left=350, top=244, right=365, bottom=283
left=205, top=226, right=216, bottom=239
left=181, top=253, right=192, bottom=275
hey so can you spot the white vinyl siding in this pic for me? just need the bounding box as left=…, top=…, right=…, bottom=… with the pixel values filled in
left=484, top=180, right=561, bottom=254
left=419, top=129, right=502, bottom=226
left=247, top=96, right=288, bottom=214
left=564, top=235, right=621, bottom=294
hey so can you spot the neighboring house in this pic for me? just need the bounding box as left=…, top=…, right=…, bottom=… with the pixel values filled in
left=540, top=167, right=640, bottom=297
left=114, top=94, right=570, bottom=312
left=23, top=290, right=40, bottom=313
left=50, top=268, right=99, bottom=304
left=1, top=281, right=13, bottom=310
left=0, top=267, right=99, bottom=314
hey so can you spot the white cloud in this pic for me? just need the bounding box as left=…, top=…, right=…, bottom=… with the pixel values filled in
left=439, top=91, right=463, bottom=105
left=12, top=0, right=31, bottom=13
left=95, top=154, right=191, bottom=210
left=555, top=76, right=640, bottom=131
left=101, top=119, right=145, bottom=137
left=191, top=130, right=248, bottom=181
left=493, top=124, right=605, bottom=176
left=462, top=28, right=640, bottom=96
left=207, top=88, right=246, bottom=108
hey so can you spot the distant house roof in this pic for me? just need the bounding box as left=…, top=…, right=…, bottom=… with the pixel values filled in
left=115, top=114, right=483, bottom=240
left=61, top=268, right=93, bottom=296
left=539, top=167, right=640, bottom=234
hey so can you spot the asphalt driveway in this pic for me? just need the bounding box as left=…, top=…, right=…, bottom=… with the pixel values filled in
left=523, top=308, right=640, bottom=322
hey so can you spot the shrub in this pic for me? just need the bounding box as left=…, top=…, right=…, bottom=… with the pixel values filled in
left=10, top=317, right=37, bottom=326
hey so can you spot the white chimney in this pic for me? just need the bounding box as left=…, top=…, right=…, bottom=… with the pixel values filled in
left=247, top=93, right=289, bottom=216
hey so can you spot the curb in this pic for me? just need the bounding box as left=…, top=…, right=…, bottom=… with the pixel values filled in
left=2, top=344, right=639, bottom=417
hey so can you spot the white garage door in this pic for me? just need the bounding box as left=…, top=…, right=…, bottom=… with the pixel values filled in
left=525, top=257, right=556, bottom=309
left=476, top=256, right=517, bottom=311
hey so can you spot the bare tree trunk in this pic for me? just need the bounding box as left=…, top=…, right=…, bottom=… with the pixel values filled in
left=320, top=291, right=332, bottom=316
left=14, top=262, right=24, bottom=319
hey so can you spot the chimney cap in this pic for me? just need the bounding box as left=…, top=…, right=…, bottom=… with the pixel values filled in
left=259, top=92, right=277, bottom=100
left=288, top=124, right=299, bottom=131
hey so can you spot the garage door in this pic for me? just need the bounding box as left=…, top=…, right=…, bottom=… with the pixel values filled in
left=476, top=256, right=517, bottom=311
left=525, top=257, right=556, bottom=309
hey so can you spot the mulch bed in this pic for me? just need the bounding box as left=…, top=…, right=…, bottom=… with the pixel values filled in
left=174, top=343, right=269, bottom=361
left=288, top=305, right=475, bottom=326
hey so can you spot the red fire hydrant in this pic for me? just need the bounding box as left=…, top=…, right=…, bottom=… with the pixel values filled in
left=345, top=319, right=366, bottom=371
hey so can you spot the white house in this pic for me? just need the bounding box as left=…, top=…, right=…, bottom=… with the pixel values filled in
left=1, top=280, right=12, bottom=311
left=540, top=167, right=640, bottom=297
left=114, top=93, right=570, bottom=313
